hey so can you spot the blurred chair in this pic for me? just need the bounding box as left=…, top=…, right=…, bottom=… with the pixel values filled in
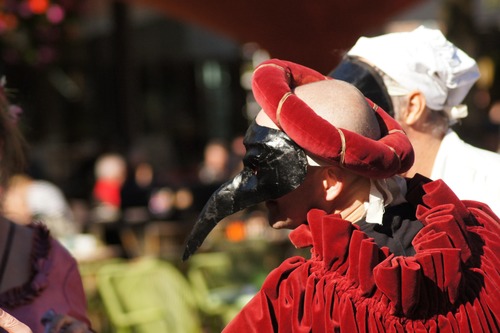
left=79, top=257, right=125, bottom=333
left=187, top=252, right=256, bottom=325
left=143, top=220, right=194, bottom=260
left=96, top=257, right=202, bottom=333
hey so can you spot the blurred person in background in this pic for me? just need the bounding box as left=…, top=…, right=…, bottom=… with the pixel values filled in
left=91, top=153, right=127, bottom=222
left=198, top=139, right=232, bottom=185
left=0, top=79, right=92, bottom=332
left=330, top=26, right=500, bottom=216
left=2, top=174, right=79, bottom=240
left=187, top=139, right=233, bottom=214
left=120, top=157, right=155, bottom=224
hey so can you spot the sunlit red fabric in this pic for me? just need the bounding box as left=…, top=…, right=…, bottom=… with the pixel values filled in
left=223, top=179, right=500, bottom=332
left=92, top=179, right=122, bottom=208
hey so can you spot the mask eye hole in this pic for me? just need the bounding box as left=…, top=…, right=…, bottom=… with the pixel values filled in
left=245, top=159, right=259, bottom=175
left=243, top=153, right=260, bottom=175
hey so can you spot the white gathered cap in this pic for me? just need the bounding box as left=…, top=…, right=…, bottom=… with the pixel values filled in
left=347, top=26, right=480, bottom=123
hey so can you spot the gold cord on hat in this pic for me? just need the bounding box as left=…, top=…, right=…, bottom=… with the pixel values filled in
left=253, top=63, right=286, bottom=74
left=336, top=128, right=346, bottom=167
left=276, top=92, right=292, bottom=127
left=387, top=146, right=401, bottom=171
left=388, top=129, right=405, bottom=135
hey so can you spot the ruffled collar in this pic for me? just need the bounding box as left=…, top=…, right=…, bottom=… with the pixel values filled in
left=285, top=178, right=500, bottom=318
left=0, top=223, right=51, bottom=308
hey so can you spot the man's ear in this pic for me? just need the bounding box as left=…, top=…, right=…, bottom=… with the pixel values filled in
left=400, top=91, right=427, bottom=126
left=323, top=167, right=343, bottom=201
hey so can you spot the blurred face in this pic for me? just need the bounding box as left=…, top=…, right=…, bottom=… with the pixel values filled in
left=204, top=143, right=229, bottom=172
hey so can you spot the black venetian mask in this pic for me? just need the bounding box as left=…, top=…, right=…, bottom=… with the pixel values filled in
left=182, top=121, right=308, bottom=260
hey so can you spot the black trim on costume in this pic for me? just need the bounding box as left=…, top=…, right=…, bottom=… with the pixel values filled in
left=0, top=222, right=15, bottom=287
left=357, top=202, right=423, bottom=257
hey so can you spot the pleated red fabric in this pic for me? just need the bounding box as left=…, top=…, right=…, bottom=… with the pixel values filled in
left=223, top=179, right=500, bottom=332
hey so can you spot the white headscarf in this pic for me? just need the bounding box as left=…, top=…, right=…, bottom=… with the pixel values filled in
left=347, top=26, right=480, bottom=123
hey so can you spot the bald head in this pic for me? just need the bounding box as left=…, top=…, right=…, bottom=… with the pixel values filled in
left=296, top=80, right=380, bottom=139
left=257, top=79, right=381, bottom=140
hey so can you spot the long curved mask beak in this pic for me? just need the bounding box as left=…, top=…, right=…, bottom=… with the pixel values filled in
left=183, top=121, right=308, bottom=260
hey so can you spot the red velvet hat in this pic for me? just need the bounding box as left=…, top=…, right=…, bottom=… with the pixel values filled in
left=251, top=59, right=414, bottom=179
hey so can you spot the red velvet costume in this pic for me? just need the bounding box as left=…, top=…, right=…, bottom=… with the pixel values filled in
left=224, top=179, right=500, bottom=332
left=177, top=58, right=500, bottom=331
left=219, top=59, right=500, bottom=332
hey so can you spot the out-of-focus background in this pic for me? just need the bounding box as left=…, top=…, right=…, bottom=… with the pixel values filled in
left=0, top=0, right=499, bottom=331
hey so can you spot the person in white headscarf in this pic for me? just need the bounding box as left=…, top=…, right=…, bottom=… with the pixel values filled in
left=330, top=25, right=500, bottom=217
